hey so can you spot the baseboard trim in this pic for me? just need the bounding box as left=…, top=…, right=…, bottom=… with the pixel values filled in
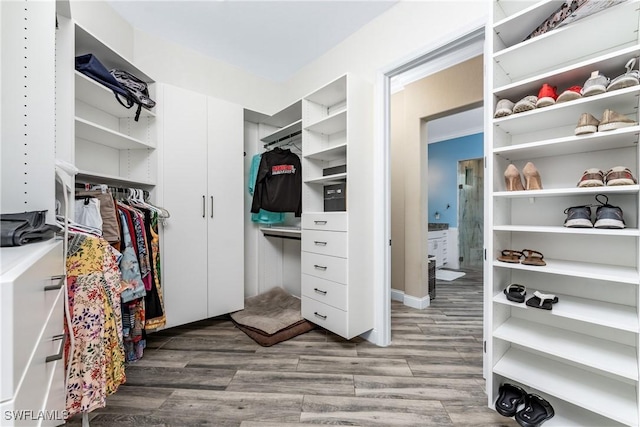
left=391, top=288, right=430, bottom=309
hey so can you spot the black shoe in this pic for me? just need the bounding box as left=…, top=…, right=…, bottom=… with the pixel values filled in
left=496, top=383, right=527, bottom=417
left=593, top=194, right=625, bottom=229
left=516, top=394, right=554, bottom=427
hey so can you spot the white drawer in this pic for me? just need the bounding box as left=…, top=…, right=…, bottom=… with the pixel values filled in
left=302, top=252, right=347, bottom=284
left=302, top=230, right=347, bottom=258
left=302, top=296, right=347, bottom=337
left=4, top=291, right=65, bottom=426
left=1, top=241, right=64, bottom=401
left=302, top=274, right=347, bottom=311
left=302, top=212, right=347, bottom=232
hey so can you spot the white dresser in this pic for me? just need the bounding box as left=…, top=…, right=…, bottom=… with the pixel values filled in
left=0, top=240, right=66, bottom=426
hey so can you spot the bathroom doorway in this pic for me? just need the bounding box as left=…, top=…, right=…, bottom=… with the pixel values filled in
left=458, top=157, right=484, bottom=269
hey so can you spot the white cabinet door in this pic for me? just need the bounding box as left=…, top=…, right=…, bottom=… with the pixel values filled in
left=206, top=97, right=244, bottom=317
left=161, top=84, right=209, bottom=328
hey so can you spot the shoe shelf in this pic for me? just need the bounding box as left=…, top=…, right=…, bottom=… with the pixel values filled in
left=493, top=85, right=640, bottom=135
left=493, top=225, right=640, bottom=236
left=493, top=1, right=565, bottom=49
left=494, top=185, right=640, bottom=198
left=494, top=291, right=639, bottom=333
left=494, top=45, right=640, bottom=102
left=493, top=125, right=640, bottom=160
left=492, top=1, right=639, bottom=84
left=493, top=258, right=639, bottom=284
left=494, top=317, right=638, bottom=380
left=493, top=347, right=638, bottom=426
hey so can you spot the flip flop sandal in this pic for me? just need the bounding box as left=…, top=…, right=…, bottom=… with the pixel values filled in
left=498, top=249, right=524, bottom=263
left=526, top=291, right=559, bottom=310
left=515, top=394, right=554, bottom=427
left=495, top=383, right=527, bottom=417
left=503, top=284, right=526, bottom=303
left=521, top=249, right=546, bottom=266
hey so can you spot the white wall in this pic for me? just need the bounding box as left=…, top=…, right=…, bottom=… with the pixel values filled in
left=283, top=1, right=488, bottom=104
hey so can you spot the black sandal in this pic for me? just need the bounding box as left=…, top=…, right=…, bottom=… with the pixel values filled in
left=504, top=284, right=526, bottom=303
left=515, top=394, right=554, bottom=427
left=496, top=383, right=527, bottom=417
left=526, top=291, right=559, bottom=310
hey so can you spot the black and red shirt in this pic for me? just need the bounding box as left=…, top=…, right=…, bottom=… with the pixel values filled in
left=250, top=147, right=302, bottom=216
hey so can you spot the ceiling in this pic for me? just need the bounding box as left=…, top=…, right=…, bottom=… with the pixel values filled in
left=107, top=0, right=397, bottom=82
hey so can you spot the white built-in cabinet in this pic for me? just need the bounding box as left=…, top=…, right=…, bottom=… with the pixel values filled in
left=161, top=84, right=244, bottom=329
left=487, top=1, right=640, bottom=425
left=300, top=74, right=374, bottom=339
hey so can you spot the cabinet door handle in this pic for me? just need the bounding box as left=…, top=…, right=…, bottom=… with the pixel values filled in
left=313, top=264, right=327, bottom=271
left=46, top=334, right=65, bottom=363
left=314, top=241, right=327, bottom=246
left=314, top=288, right=327, bottom=295
left=202, top=195, right=205, bottom=218
left=314, top=312, right=327, bottom=320
left=210, top=196, right=214, bottom=218
left=314, top=220, right=327, bottom=225
left=44, top=275, right=65, bottom=292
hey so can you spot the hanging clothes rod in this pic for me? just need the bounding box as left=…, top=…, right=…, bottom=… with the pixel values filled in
left=263, top=130, right=302, bottom=149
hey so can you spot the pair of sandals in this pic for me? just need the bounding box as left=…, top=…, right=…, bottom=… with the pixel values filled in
left=496, top=383, right=554, bottom=427
left=503, top=284, right=559, bottom=310
left=498, top=249, right=546, bottom=266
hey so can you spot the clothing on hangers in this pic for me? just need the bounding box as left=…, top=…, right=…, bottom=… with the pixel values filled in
left=248, top=153, right=285, bottom=224
left=251, top=147, right=302, bottom=217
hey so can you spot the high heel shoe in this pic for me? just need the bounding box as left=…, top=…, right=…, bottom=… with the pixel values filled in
left=523, top=162, right=543, bottom=190
left=504, top=164, right=524, bottom=191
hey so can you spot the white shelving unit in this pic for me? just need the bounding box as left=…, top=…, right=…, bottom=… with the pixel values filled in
left=72, top=23, right=157, bottom=189
left=300, top=74, right=374, bottom=339
left=487, top=1, right=640, bottom=425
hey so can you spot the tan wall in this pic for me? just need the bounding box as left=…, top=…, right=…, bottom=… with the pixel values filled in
left=391, top=55, right=483, bottom=298
left=390, top=91, right=406, bottom=292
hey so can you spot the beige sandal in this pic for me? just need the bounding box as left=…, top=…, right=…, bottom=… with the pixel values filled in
left=498, top=250, right=524, bottom=263
left=521, top=249, right=546, bottom=266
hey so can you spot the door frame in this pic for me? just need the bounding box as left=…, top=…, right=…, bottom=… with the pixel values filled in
left=371, top=20, right=487, bottom=347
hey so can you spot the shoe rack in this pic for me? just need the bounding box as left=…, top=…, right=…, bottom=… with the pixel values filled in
left=487, top=1, right=640, bottom=426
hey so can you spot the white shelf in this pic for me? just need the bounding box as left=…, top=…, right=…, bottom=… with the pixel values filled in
left=304, top=172, right=347, bottom=185
left=304, top=109, right=347, bottom=135
left=304, top=143, right=347, bottom=162
left=494, top=125, right=640, bottom=160
left=532, top=394, right=629, bottom=427
left=75, top=117, right=153, bottom=150
left=494, top=291, right=639, bottom=333
left=494, top=317, right=638, bottom=380
left=260, top=120, right=302, bottom=145
left=259, top=226, right=301, bottom=239
left=493, top=85, right=640, bottom=135
left=305, top=74, right=347, bottom=107
left=493, top=1, right=638, bottom=82
left=494, top=185, right=640, bottom=198
left=493, top=1, right=565, bottom=49
left=494, top=45, right=640, bottom=101
left=76, top=170, right=155, bottom=187
left=494, top=225, right=640, bottom=236
left=493, top=258, right=639, bottom=284
left=75, top=24, right=153, bottom=82
left=75, top=71, right=156, bottom=119
left=493, top=348, right=638, bottom=426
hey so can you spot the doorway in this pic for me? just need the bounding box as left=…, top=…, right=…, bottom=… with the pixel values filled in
left=373, top=23, right=486, bottom=348
left=458, top=157, right=484, bottom=269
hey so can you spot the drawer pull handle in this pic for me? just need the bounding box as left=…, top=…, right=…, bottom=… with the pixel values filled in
left=313, top=265, right=327, bottom=271
left=314, top=241, right=327, bottom=246
left=314, top=220, right=327, bottom=225
left=44, top=275, right=65, bottom=291
left=314, top=288, right=327, bottom=295
left=314, top=312, right=327, bottom=320
left=46, top=334, right=65, bottom=363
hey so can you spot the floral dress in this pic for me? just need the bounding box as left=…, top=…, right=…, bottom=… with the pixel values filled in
left=64, top=234, right=126, bottom=417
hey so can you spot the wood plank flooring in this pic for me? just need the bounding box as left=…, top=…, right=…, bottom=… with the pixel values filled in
left=66, top=268, right=517, bottom=426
